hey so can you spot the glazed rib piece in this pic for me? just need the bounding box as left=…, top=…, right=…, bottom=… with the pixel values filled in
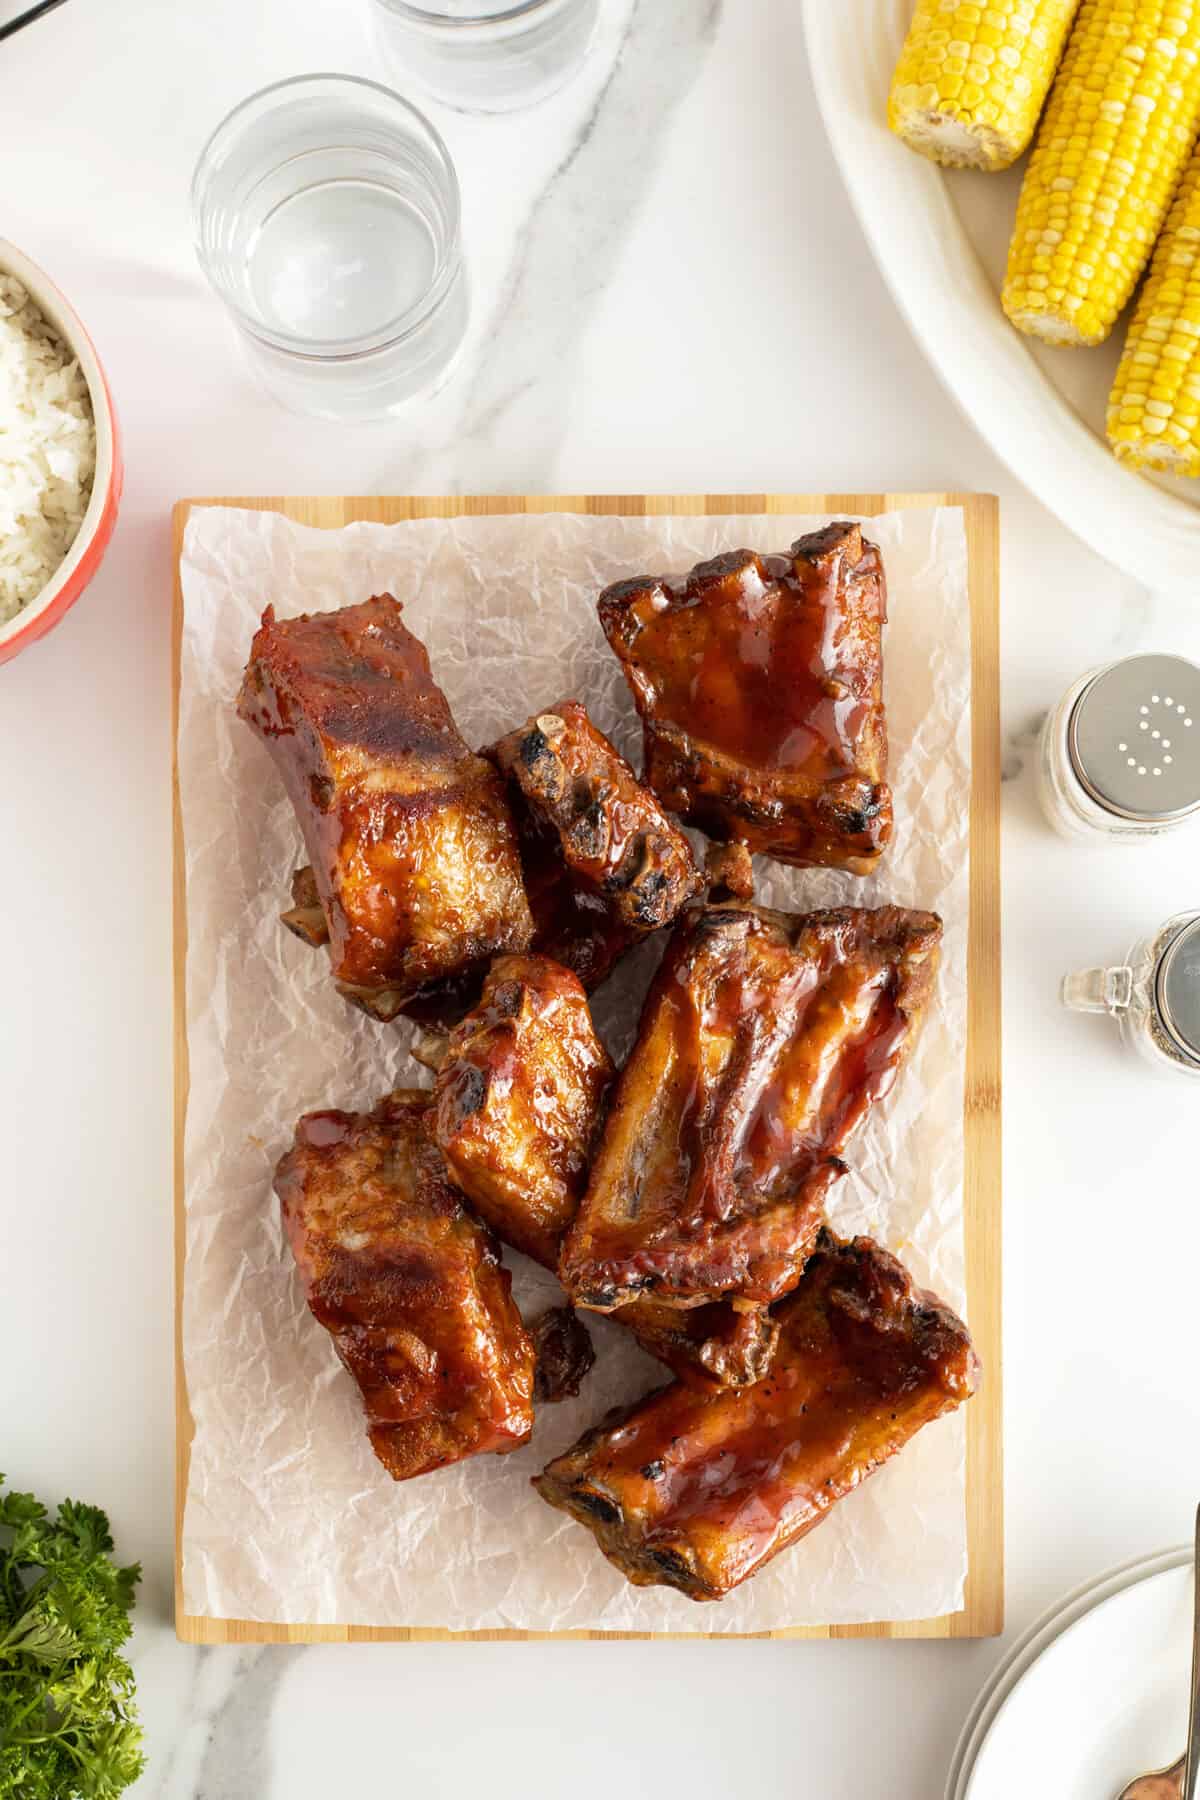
left=277, top=864, right=485, bottom=1031
left=535, top=1232, right=978, bottom=1601
left=428, top=954, right=773, bottom=1389
left=238, top=596, right=533, bottom=1021
left=485, top=701, right=698, bottom=997
left=617, top=1295, right=780, bottom=1392
left=598, top=522, right=893, bottom=874
left=501, top=808, right=636, bottom=996
left=560, top=903, right=942, bottom=1312
left=274, top=1090, right=535, bottom=1482
left=702, top=840, right=756, bottom=903
left=491, top=701, right=701, bottom=935
left=530, top=1307, right=596, bottom=1404
left=281, top=823, right=749, bottom=1024
left=430, top=954, right=616, bottom=1270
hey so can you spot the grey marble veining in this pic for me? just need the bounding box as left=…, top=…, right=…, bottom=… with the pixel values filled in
left=139, top=1643, right=298, bottom=1799
left=154, top=1646, right=250, bottom=1797
left=390, top=0, right=724, bottom=493
left=1001, top=712, right=1046, bottom=785
left=182, top=1650, right=297, bottom=1800
left=1109, top=583, right=1159, bottom=658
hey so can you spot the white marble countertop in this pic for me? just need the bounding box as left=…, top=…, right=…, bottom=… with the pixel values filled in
left=3, top=0, right=1199, bottom=1793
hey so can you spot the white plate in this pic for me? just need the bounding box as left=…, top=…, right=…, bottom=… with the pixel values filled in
left=946, top=1547, right=1192, bottom=1800
left=958, top=1560, right=1195, bottom=1798
left=802, top=0, right=1200, bottom=592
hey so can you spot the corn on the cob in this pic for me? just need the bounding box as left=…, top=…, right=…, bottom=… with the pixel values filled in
left=1002, top=0, right=1200, bottom=347
left=1108, top=141, right=1200, bottom=469
left=889, top=1, right=1082, bottom=171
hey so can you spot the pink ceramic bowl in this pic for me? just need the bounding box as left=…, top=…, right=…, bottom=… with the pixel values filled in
left=0, top=240, right=123, bottom=666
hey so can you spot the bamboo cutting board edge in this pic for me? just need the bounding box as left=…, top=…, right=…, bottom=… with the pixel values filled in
left=172, top=492, right=1002, bottom=1645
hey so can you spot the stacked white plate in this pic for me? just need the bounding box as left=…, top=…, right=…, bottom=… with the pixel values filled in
left=949, top=1548, right=1194, bottom=1798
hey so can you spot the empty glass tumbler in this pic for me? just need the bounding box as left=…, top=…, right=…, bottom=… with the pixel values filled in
left=372, top=0, right=600, bottom=113
left=192, top=75, right=468, bottom=421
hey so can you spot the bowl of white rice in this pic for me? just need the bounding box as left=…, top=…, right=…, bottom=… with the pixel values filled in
left=0, top=238, right=121, bottom=665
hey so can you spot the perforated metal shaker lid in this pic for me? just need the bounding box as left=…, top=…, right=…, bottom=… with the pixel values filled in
left=1068, top=655, right=1200, bottom=823
left=1156, top=919, right=1200, bottom=1066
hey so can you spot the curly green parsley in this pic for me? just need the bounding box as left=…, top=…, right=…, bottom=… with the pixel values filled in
left=0, top=1476, right=144, bottom=1798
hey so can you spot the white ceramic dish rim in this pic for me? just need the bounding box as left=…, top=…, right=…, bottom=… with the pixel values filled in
left=946, top=1545, right=1192, bottom=1799
left=0, top=238, right=117, bottom=652
left=962, top=1559, right=1196, bottom=1796
left=801, top=0, right=1200, bottom=595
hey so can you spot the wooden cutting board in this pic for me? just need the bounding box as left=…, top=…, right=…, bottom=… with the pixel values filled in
left=172, top=491, right=1002, bottom=1644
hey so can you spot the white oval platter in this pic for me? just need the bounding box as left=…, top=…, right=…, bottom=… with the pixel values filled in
left=803, top=0, right=1200, bottom=593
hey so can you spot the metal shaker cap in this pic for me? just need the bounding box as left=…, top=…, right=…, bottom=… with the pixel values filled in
left=1156, top=918, right=1200, bottom=1067
left=1068, top=655, right=1200, bottom=823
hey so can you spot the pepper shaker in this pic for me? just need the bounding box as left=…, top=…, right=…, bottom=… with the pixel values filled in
left=1039, top=654, right=1200, bottom=841
left=1063, top=910, right=1200, bottom=1079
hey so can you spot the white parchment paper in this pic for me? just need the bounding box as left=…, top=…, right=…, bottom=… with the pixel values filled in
left=178, top=504, right=973, bottom=1631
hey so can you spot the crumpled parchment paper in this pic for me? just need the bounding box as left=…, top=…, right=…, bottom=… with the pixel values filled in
left=178, top=503, right=972, bottom=1632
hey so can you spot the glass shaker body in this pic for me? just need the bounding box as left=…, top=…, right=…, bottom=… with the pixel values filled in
left=1063, top=910, right=1200, bottom=1079
left=1038, top=656, right=1200, bottom=843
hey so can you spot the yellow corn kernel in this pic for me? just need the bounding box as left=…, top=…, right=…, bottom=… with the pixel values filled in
left=889, top=0, right=1082, bottom=170
left=1003, top=0, right=1200, bottom=348
left=1108, top=143, right=1200, bottom=471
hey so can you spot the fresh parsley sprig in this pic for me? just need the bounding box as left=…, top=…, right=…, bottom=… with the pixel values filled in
left=0, top=1476, right=144, bottom=1799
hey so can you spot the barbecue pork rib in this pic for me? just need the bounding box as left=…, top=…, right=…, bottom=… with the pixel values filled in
left=491, top=700, right=700, bottom=934
left=428, top=952, right=775, bottom=1389
left=598, top=522, right=893, bottom=874
left=616, top=1295, right=779, bottom=1391
left=535, top=1231, right=977, bottom=1600
left=275, top=1090, right=535, bottom=1482
left=238, top=596, right=533, bottom=1021
left=530, top=1306, right=596, bottom=1404
left=430, top=954, right=616, bottom=1271
left=560, top=903, right=942, bottom=1313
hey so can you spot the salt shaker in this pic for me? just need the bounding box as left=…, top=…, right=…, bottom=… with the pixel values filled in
left=1038, top=654, right=1200, bottom=841
left=1063, top=910, right=1200, bottom=1079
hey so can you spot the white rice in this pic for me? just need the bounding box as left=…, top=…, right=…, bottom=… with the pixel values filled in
left=0, top=274, right=96, bottom=625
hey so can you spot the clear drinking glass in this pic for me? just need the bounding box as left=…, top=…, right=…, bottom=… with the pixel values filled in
left=192, top=75, right=468, bottom=421
left=372, top=0, right=600, bottom=113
